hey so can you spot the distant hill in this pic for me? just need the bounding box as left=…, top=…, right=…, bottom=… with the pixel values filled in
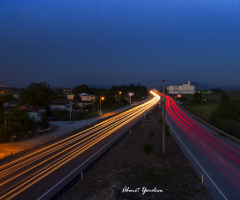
left=191, top=82, right=240, bottom=91
left=2, top=82, right=240, bottom=91
left=146, top=82, right=240, bottom=91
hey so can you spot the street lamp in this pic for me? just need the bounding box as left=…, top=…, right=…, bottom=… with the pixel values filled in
left=99, top=96, right=105, bottom=116
left=119, top=91, right=122, bottom=107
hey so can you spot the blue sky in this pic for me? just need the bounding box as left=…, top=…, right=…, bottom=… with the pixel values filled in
left=0, top=0, right=240, bottom=88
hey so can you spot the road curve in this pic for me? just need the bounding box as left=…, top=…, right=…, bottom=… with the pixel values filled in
left=156, top=92, right=240, bottom=200
left=0, top=92, right=160, bottom=200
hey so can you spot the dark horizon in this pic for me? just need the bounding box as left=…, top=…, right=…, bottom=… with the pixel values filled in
left=1, top=80, right=240, bottom=92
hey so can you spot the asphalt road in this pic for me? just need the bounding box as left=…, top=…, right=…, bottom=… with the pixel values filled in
left=0, top=92, right=160, bottom=200
left=162, top=94, right=240, bottom=200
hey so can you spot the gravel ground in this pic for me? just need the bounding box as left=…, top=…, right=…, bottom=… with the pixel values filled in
left=60, top=107, right=213, bottom=200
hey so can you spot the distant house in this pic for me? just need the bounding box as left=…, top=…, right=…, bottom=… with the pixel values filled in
left=67, top=94, right=74, bottom=100
left=2, top=101, right=18, bottom=113
left=79, top=93, right=96, bottom=102
left=52, top=94, right=96, bottom=110
left=69, top=93, right=96, bottom=109
left=18, top=105, right=46, bottom=122
left=49, top=99, right=71, bottom=111
left=167, top=81, right=195, bottom=94
left=72, top=100, right=94, bottom=109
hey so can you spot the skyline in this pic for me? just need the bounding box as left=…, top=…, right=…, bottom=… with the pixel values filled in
left=0, top=0, right=240, bottom=88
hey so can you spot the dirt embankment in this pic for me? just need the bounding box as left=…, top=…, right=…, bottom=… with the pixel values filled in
left=60, top=107, right=212, bottom=200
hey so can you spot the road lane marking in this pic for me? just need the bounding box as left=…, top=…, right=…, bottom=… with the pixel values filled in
left=217, top=156, right=226, bottom=164
left=201, top=143, right=207, bottom=148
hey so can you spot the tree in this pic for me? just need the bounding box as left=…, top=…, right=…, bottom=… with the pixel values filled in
left=0, top=107, right=35, bottom=142
left=1, top=94, right=15, bottom=102
left=74, top=84, right=89, bottom=94
left=209, top=96, right=240, bottom=137
left=211, top=101, right=240, bottom=122
left=19, top=82, right=56, bottom=108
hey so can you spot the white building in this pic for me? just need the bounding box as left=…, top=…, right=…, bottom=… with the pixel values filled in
left=67, top=94, right=74, bottom=100
left=79, top=93, right=96, bottom=102
left=167, top=81, right=195, bottom=94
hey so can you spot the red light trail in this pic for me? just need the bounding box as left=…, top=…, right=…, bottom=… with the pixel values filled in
left=155, top=92, right=240, bottom=195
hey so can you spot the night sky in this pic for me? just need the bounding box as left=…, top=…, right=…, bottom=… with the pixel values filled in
left=0, top=0, right=240, bottom=88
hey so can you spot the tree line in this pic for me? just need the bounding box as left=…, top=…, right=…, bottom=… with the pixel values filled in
left=209, top=93, right=240, bottom=138
left=0, top=82, right=149, bottom=142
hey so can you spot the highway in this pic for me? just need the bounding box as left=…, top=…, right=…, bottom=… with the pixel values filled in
left=0, top=92, right=160, bottom=200
left=157, top=92, right=240, bottom=200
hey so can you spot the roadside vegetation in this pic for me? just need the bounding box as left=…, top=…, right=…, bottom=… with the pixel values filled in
left=0, top=107, right=49, bottom=142
left=178, top=91, right=240, bottom=139
left=0, top=82, right=148, bottom=142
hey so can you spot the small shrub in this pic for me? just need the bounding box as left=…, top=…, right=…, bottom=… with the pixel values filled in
left=192, top=92, right=203, bottom=103
left=165, top=125, right=171, bottom=136
left=143, top=143, right=154, bottom=155
left=180, top=95, right=188, bottom=101
left=149, top=131, right=154, bottom=137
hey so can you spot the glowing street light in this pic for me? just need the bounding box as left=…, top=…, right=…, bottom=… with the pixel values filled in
left=99, top=96, right=105, bottom=116
left=119, top=91, right=122, bottom=107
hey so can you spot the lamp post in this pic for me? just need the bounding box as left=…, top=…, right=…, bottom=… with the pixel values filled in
left=119, top=91, right=122, bottom=107
left=64, top=89, right=71, bottom=98
left=69, top=99, right=72, bottom=123
left=99, top=96, right=105, bottom=116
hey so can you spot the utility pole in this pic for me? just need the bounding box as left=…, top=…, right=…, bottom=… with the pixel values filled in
left=119, top=91, right=122, bottom=107
left=4, top=116, right=7, bottom=128
left=99, top=97, right=104, bottom=117
left=163, top=80, right=166, bottom=153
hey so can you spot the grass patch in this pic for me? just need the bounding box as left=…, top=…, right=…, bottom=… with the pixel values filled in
left=184, top=104, right=217, bottom=122
left=180, top=93, right=240, bottom=122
